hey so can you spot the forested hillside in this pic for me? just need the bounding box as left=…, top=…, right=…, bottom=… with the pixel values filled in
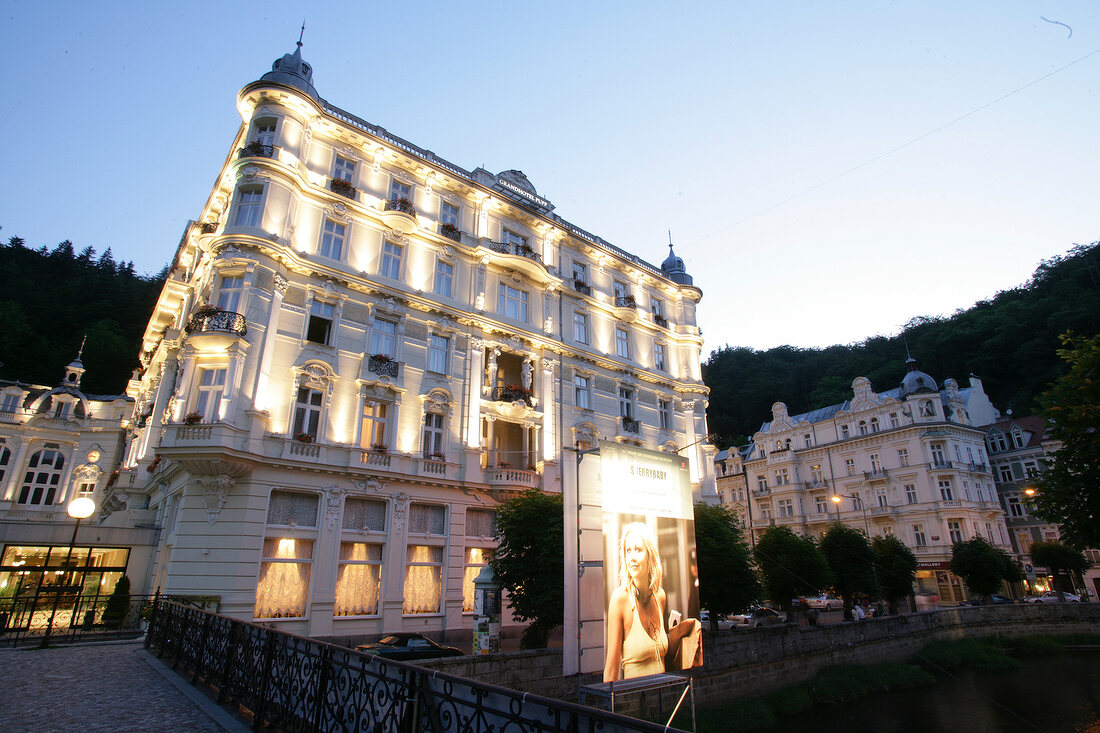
left=703, top=241, right=1100, bottom=445
left=0, top=237, right=165, bottom=395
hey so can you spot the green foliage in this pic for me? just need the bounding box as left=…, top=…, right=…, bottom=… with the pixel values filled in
left=103, top=575, right=132, bottom=626
left=0, top=236, right=165, bottom=393
left=949, top=536, right=1021, bottom=599
left=1029, top=540, right=1089, bottom=596
left=916, top=638, right=1020, bottom=672
left=489, top=489, right=563, bottom=648
left=871, top=534, right=918, bottom=606
left=753, top=525, right=832, bottom=614
left=703, top=242, right=1100, bottom=444
left=694, top=502, right=760, bottom=623
left=764, top=685, right=812, bottom=716
left=1035, top=332, right=1100, bottom=548
left=1002, top=635, right=1063, bottom=656
left=820, top=522, right=876, bottom=609
left=695, top=696, right=776, bottom=732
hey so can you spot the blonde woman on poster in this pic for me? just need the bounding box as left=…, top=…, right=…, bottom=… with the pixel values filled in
left=603, top=522, right=701, bottom=682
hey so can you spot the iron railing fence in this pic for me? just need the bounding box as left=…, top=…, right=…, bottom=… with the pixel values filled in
left=146, top=600, right=682, bottom=733
left=0, top=592, right=172, bottom=647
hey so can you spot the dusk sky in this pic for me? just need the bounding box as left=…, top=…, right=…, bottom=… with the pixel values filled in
left=3, top=2, right=1097, bottom=355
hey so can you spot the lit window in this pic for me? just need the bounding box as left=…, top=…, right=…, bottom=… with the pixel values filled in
left=359, top=401, right=389, bottom=449
left=254, top=537, right=313, bottom=619
left=573, top=312, right=589, bottom=344
left=574, top=375, right=590, bottom=409
left=844, top=458, right=855, bottom=476
left=306, top=301, right=335, bottom=345
left=370, top=319, right=397, bottom=357
left=292, top=388, right=323, bottom=440
left=615, top=327, right=630, bottom=359
left=380, top=241, right=404, bottom=280
left=390, top=179, right=412, bottom=203
left=233, top=187, right=264, bottom=227
left=462, top=547, right=492, bottom=613
left=775, top=468, right=790, bottom=486
left=440, top=201, right=459, bottom=227
left=427, top=335, right=449, bottom=374
left=421, top=412, right=445, bottom=457
left=320, top=220, right=346, bottom=260
left=572, top=261, right=588, bottom=284
left=618, top=387, right=634, bottom=419
left=216, top=274, right=245, bottom=312
left=17, top=449, right=66, bottom=505
left=404, top=504, right=446, bottom=615
left=193, top=368, right=227, bottom=422
left=654, top=343, right=667, bottom=371
left=335, top=541, right=382, bottom=617
left=334, top=155, right=355, bottom=183
left=497, top=283, right=528, bottom=322
left=658, top=399, right=672, bottom=430
left=433, top=260, right=453, bottom=298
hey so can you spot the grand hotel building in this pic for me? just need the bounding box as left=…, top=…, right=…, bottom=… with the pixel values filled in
left=111, top=42, right=716, bottom=640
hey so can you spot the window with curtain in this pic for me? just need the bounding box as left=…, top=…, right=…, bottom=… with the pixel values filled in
left=403, top=545, right=443, bottom=614
left=334, top=542, right=382, bottom=616
left=462, top=547, right=492, bottom=613
left=254, top=537, right=313, bottom=618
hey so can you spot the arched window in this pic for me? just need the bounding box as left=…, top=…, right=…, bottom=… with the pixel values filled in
left=870, top=417, right=880, bottom=433
left=18, top=449, right=66, bottom=505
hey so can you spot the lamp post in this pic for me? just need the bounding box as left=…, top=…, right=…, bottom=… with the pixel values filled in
left=40, top=496, right=95, bottom=648
left=830, top=494, right=841, bottom=521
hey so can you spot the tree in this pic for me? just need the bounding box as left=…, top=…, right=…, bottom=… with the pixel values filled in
left=753, top=525, right=832, bottom=615
left=871, top=535, right=917, bottom=613
left=694, top=503, right=760, bottom=630
left=820, top=523, right=876, bottom=617
left=1035, top=332, right=1100, bottom=548
left=490, top=489, right=563, bottom=648
left=1029, top=541, right=1089, bottom=600
left=949, top=537, right=1022, bottom=602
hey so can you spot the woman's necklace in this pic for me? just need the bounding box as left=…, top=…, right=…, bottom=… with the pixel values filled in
left=636, top=590, right=659, bottom=638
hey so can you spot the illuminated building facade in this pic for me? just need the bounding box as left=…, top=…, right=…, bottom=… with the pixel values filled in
left=115, top=42, right=715, bottom=640
left=0, top=357, right=156, bottom=606
left=716, top=359, right=1014, bottom=603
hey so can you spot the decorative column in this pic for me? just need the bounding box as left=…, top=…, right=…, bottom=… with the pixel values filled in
left=540, top=358, right=555, bottom=462
left=465, top=339, right=485, bottom=449
left=171, top=344, right=197, bottom=423
left=253, top=273, right=289, bottom=411
left=682, top=399, right=701, bottom=484
left=1, top=438, right=29, bottom=501
left=221, top=342, right=248, bottom=421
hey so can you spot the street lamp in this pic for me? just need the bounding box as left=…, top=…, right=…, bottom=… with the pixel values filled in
left=830, top=494, right=841, bottom=520
left=40, top=496, right=96, bottom=648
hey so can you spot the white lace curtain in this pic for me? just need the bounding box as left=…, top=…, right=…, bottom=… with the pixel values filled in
left=462, top=547, right=491, bottom=612
left=403, top=545, right=442, bottom=614
left=334, top=542, right=382, bottom=616
left=254, top=537, right=312, bottom=618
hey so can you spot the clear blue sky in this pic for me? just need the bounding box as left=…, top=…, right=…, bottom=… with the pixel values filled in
left=3, top=1, right=1097, bottom=354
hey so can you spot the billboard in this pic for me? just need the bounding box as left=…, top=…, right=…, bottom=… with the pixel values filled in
left=599, top=441, right=702, bottom=682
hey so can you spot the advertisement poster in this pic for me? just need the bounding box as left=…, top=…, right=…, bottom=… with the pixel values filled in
left=600, top=441, right=702, bottom=682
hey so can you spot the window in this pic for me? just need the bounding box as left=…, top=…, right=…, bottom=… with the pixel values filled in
left=0, top=443, right=10, bottom=486
left=654, top=343, right=667, bottom=371
left=815, top=496, right=828, bottom=513
left=966, top=446, right=974, bottom=462
left=462, top=546, right=492, bottom=613
left=870, top=417, right=880, bottom=433
left=255, top=490, right=319, bottom=619
left=359, top=400, right=389, bottom=449
left=574, top=375, right=590, bottom=409
left=433, top=260, right=453, bottom=298
left=292, top=388, right=324, bottom=440
left=651, top=298, right=664, bottom=320
left=497, top=283, right=528, bottom=321
left=1011, top=430, right=1025, bottom=449
left=1017, top=530, right=1034, bottom=555
left=810, top=464, right=823, bottom=483
left=613, top=280, right=629, bottom=300
left=466, top=508, right=495, bottom=539
left=920, top=400, right=936, bottom=417
left=858, top=421, right=868, bottom=436
left=985, top=523, right=994, bottom=543
left=440, top=201, right=459, bottom=227
left=427, top=335, right=449, bottom=374
left=421, top=412, right=444, bottom=457
left=989, top=433, right=1008, bottom=452
left=618, top=387, right=634, bottom=419
left=17, top=449, right=65, bottom=505
left=889, top=412, right=899, bottom=428
left=216, top=274, right=245, bottom=312
left=573, top=312, right=589, bottom=344
left=804, top=434, right=813, bottom=448
left=320, top=220, right=346, bottom=260
left=404, top=504, right=446, bottom=614
left=501, top=227, right=527, bottom=248
left=370, top=318, right=397, bottom=357
left=948, top=521, right=963, bottom=544
left=334, top=542, right=383, bottom=616
left=380, top=241, right=404, bottom=280
left=998, top=465, right=1013, bottom=483
left=233, top=187, right=264, bottom=227
left=1023, top=460, right=1039, bottom=477
left=931, top=443, right=947, bottom=467
left=658, top=399, right=673, bottom=431
left=409, top=503, right=446, bottom=535
left=876, top=490, right=888, bottom=507
left=840, top=425, right=850, bottom=440
left=777, top=498, right=794, bottom=517
left=844, top=458, right=855, bottom=476
left=913, top=524, right=927, bottom=547
left=954, top=444, right=962, bottom=462
left=254, top=119, right=276, bottom=146
left=390, top=179, right=412, bottom=203
left=334, top=155, right=355, bottom=183
left=1008, top=496, right=1025, bottom=517
left=193, top=368, right=226, bottom=422
left=306, top=301, right=335, bottom=345
left=571, top=260, right=588, bottom=284
left=905, top=484, right=917, bottom=504
left=869, top=454, right=881, bottom=472
left=963, top=481, right=972, bottom=500
left=1, top=392, right=20, bottom=415
left=938, top=479, right=953, bottom=501
left=775, top=468, right=790, bottom=486
left=897, top=449, right=909, bottom=466
left=615, top=327, right=631, bottom=359
left=757, top=476, right=768, bottom=492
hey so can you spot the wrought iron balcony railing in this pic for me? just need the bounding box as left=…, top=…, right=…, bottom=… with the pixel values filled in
left=654, top=314, right=669, bottom=328
left=864, top=468, right=890, bottom=481
left=185, top=309, right=247, bottom=337
left=330, top=178, right=357, bottom=200
left=492, top=386, right=533, bottom=406
left=614, top=295, right=637, bottom=309
left=384, top=197, right=416, bottom=215
left=439, top=223, right=462, bottom=242
left=486, top=241, right=542, bottom=263
left=367, top=355, right=400, bottom=378
left=237, top=142, right=275, bottom=159
left=572, top=280, right=592, bottom=296
left=621, top=416, right=640, bottom=434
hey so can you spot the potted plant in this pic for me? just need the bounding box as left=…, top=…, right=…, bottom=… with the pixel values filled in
left=497, top=461, right=511, bottom=468
left=371, top=442, right=389, bottom=453
left=427, top=451, right=446, bottom=461
left=146, top=455, right=162, bottom=473
left=183, top=412, right=202, bottom=425
left=440, top=223, right=460, bottom=241
left=295, top=432, right=314, bottom=443
left=103, top=575, right=132, bottom=628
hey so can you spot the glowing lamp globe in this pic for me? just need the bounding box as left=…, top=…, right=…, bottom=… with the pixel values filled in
left=68, top=497, right=96, bottom=519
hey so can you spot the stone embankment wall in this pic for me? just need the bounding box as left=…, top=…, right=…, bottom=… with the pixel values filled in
left=419, top=604, right=1100, bottom=710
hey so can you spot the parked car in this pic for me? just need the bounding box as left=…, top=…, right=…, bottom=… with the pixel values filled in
left=730, top=607, right=786, bottom=628
left=1027, top=591, right=1082, bottom=603
left=355, top=633, right=465, bottom=660
left=957, top=594, right=1015, bottom=606
left=805, top=594, right=842, bottom=611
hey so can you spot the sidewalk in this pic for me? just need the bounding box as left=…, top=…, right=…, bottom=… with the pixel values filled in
left=0, top=641, right=248, bottom=733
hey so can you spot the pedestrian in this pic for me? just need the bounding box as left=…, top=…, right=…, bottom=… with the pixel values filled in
left=853, top=603, right=866, bottom=621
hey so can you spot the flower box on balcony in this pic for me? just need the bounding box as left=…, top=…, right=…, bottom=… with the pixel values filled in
left=497, top=384, right=534, bottom=405
left=295, top=432, right=314, bottom=444
left=370, top=443, right=389, bottom=453
left=426, top=452, right=446, bottom=461
left=440, top=223, right=461, bottom=242
left=367, top=354, right=399, bottom=378
left=329, top=178, right=357, bottom=199
left=385, top=197, right=416, bottom=215
left=654, top=314, right=669, bottom=328
left=183, top=412, right=202, bottom=425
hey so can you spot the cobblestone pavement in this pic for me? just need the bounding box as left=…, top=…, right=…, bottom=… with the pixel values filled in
left=0, top=641, right=234, bottom=732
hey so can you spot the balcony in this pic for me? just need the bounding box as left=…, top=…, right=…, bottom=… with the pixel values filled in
left=486, top=466, right=539, bottom=490
left=366, top=355, right=400, bottom=378
left=185, top=308, right=247, bottom=348
left=870, top=506, right=894, bottom=516
left=931, top=460, right=954, bottom=470
left=381, top=198, right=417, bottom=232
left=752, top=487, right=771, bottom=497
left=439, top=223, right=462, bottom=243
left=965, top=462, right=989, bottom=473
left=572, top=279, right=592, bottom=296
left=492, top=385, right=533, bottom=406
left=621, top=416, right=640, bottom=434
left=804, top=479, right=829, bottom=490
left=863, top=468, right=890, bottom=481
left=653, top=314, right=669, bottom=328
left=237, top=141, right=275, bottom=159
left=329, top=178, right=358, bottom=201
left=613, top=295, right=638, bottom=323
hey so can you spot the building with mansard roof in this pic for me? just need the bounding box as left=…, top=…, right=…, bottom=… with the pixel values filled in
left=115, top=41, right=716, bottom=642
left=716, top=358, right=1013, bottom=604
